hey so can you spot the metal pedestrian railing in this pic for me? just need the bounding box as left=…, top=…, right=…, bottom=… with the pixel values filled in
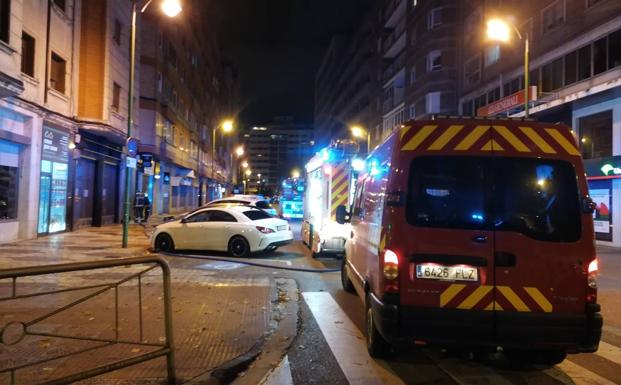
left=0, top=256, right=176, bottom=385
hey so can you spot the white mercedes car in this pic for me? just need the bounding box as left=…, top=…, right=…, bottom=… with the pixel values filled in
left=207, top=195, right=279, bottom=216
left=151, top=205, right=293, bottom=257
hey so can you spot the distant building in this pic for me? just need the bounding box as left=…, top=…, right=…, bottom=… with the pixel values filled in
left=239, top=117, right=314, bottom=193
left=459, top=0, right=621, bottom=246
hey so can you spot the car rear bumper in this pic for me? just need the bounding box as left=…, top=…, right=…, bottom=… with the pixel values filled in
left=256, top=230, right=294, bottom=251
left=369, top=293, right=602, bottom=352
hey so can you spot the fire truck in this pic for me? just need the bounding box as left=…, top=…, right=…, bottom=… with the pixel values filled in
left=301, top=140, right=365, bottom=258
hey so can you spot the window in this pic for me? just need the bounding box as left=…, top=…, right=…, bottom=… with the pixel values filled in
left=406, top=156, right=581, bottom=242
left=0, top=0, right=9, bottom=43
left=541, top=58, right=563, bottom=92
left=578, top=45, right=592, bottom=81
left=207, top=210, right=237, bottom=222
left=564, top=51, right=577, bottom=85
left=53, top=0, right=65, bottom=12
left=464, top=9, right=482, bottom=37
left=484, top=44, right=500, bottom=67
left=427, top=8, right=442, bottom=30
left=112, top=82, right=121, bottom=112
left=113, top=19, right=122, bottom=45
left=593, top=37, right=607, bottom=75
left=427, top=50, right=442, bottom=71
left=409, top=104, right=416, bottom=119
left=542, top=1, right=565, bottom=34
left=21, top=32, right=35, bottom=77
left=0, top=140, right=20, bottom=221
left=410, top=67, right=416, bottom=84
left=426, top=92, right=441, bottom=114
left=487, top=87, right=500, bottom=103
left=579, top=110, right=612, bottom=159
left=609, top=30, right=621, bottom=69
left=464, top=55, right=481, bottom=86
left=185, top=211, right=211, bottom=223
left=50, top=52, right=66, bottom=93
left=243, top=209, right=272, bottom=220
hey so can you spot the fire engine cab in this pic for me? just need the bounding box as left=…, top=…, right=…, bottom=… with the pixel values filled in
left=337, top=117, right=602, bottom=364
left=302, top=140, right=364, bottom=258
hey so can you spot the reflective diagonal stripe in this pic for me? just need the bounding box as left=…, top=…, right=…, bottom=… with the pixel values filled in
left=545, top=128, right=581, bottom=156
left=497, top=286, right=530, bottom=312
left=457, top=285, right=493, bottom=309
left=400, top=125, right=411, bottom=140
left=440, top=284, right=466, bottom=307
left=480, top=139, right=504, bottom=151
left=401, top=125, right=437, bottom=151
left=331, top=182, right=349, bottom=198
left=524, top=287, right=553, bottom=312
left=331, top=173, right=348, bottom=191
left=494, top=125, right=530, bottom=152
left=519, top=126, right=557, bottom=154
left=484, top=301, right=503, bottom=311
left=455, top=125, right=489, bottom=150
left=428, top=125, right=463, bottom=150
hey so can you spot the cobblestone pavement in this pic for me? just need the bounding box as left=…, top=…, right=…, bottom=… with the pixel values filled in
left=0, top=225, right=276, bottom=385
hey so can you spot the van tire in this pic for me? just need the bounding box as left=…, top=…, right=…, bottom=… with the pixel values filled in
left=365, top=294, right=391, bottom=358
left=341, top=257, right=355, bottom=293
left=505, top=349, right=567, bottom=366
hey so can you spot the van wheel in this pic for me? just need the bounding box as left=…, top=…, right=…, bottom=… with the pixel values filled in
left=228, top=236, right=251, bottom=258
left=366, top=294, right=391, bottom=358
left=505, top=349, right=567, bottom=366
left=155, top=233, right=175, bottom=252
left=341, top=257, right=355, bottom=293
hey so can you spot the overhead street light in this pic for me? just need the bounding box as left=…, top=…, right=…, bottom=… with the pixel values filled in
left=123, top=0, right=181, bottom=249
left=350, top=125, right=371, bottom=153
left=291, top=169, right=300, bottom=179
left=486, top=17, right=530, bottom=118
left=234, top=145, right=244, bottom=157
left=212, top=119, right=234, bottom=196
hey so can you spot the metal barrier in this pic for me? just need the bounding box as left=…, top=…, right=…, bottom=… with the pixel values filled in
left=0, top=256, right=176, bottom=385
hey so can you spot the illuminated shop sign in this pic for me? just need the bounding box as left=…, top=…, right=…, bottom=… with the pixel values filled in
left=584, top=156, right=621, bottom=180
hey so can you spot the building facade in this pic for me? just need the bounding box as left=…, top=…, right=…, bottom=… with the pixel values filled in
left=239, top=116, right=314, bottom=193
left=459, top=0, right=621, bottom=246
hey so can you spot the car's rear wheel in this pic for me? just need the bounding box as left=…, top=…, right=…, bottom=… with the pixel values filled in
left=155, top=233, right=175, bottom=252
left=228, top=236, right=251, bottom=258
left=366, top=294, right=391, bottom=358
left=341, top=257, right=355, bottom=293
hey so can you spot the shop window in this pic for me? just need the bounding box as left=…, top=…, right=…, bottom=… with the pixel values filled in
left=579, top=110, right=612, bottom=159
left=608, top=30, right=621, bottom=69
left=542, top=1, right=565, bottom=34
left=113, top=19, right=122, bottom=46
left=50, top=52, right=66, bottom=93
left=541, top=58, right=563, bottom=92
left=0, top=140, right=19, bottom=221
left=112, top=82, right=121, bottom=112
left=484, top=44, right=500, bottom=67
left=578, top=45, right=591, bottom=81
left=593, top=37, right=607, bottom=75
left=0, top=0, right=10, bottom=43
left=21, top=32, right=35, bottom=77
left=564, top=51, right=577, bottom=85
left=428, top=50, right=442, bottom=72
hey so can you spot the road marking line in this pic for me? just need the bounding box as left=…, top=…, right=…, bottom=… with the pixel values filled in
left=261, top=355, right=293, bottom=385
left=303, top=292, right=405, bottom=385
left=546, top=359, right=617, bottom=385
left=595, top=341, right=621, bottom=364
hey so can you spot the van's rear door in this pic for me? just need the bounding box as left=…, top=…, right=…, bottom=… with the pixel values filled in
left=398, top=122, right=496, bottom=345
left=489, top=122, right=590, bottom=347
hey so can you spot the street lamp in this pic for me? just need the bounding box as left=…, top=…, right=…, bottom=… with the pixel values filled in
left=211, top=119, right=234, bottom=198
left=486, top=18, right=530, bottom=118
left=241, top=161, right=249, bottom=169
left=291, top=169, right=300, bottom=179
left=351, top=125, right=371, bottom=153
left=123, top=0, right=181, bottom=249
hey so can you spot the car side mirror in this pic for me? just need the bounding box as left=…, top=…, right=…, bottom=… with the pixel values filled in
left=335, top=205, right=350, bottom=224
left=180, top=217, right=189, bottom=224
left=581, top=196, right=596, bottom=214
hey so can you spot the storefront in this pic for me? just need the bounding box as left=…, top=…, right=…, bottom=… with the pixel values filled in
left=37, top=125, right=70, bottom=235
left=585, top=156, right=621, bottom=244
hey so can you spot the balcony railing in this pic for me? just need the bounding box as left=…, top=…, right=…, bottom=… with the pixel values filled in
left=384, top=0, right=405, bottom=25
left=382, top=87, right=405, bottom=114
left=382, top=51, right=406, bottom=83
left=383, top=16, right=406, bottom=53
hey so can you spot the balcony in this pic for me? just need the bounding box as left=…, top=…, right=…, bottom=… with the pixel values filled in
left=383, top=16, right=406, bottom=58
left=382, top=87, right=405, bottom=114
left=382, top=51, right=406, bottom=84
left=384, top=0, right=406, bottom=28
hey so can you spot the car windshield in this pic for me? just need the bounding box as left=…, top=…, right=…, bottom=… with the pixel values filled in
left=407, top=156, right=581, bottom=242
left=242, top=209, right=273, bottom=221
left=255, top=201, right=272, bottom=209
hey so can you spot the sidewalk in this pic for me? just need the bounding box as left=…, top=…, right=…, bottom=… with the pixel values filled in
left=0, top=225, right=276, bottom=384
left=594, top=245, right=621, bottom=334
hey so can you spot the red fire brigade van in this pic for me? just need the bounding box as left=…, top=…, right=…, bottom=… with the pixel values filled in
left=337, top=117, right=602, bottom=364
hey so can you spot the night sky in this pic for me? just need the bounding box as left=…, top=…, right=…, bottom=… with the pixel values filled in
left=213, top=0, right=372, bottom=125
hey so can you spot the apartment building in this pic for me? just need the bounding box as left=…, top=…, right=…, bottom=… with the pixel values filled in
left=459, top=0, right=621, bottom=246
left=137, top=0, right=238, bottom=214
left=239, top=116, right=314, bottom=192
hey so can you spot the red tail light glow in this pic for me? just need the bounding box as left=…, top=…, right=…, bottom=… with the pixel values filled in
left=256, top=226, right=275, bottom=234
left=588, top=258, right=598, bottom=274
left=587, top=258, right=598, bottom=303
left=383, top=249, right=399, bottom=281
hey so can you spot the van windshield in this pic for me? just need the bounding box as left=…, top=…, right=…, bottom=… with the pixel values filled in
left=406, top=156, right=581, bottom=242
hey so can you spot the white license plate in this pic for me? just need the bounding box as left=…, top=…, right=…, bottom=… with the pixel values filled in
left=416, top=264, right=478, bottom=282
left=277, top=225, right=287, bottom=231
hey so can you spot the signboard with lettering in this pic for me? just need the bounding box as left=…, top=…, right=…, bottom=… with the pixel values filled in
left=477, top=86, right=537, bottom=116
left=584, top=156, right=621, bottom=180
left=42, top=126, right=69, bottom=163
left=126, top=157, right=137, bottom=169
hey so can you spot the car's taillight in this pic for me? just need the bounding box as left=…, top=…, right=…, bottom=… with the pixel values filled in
left=383, top=249, right=399, bottom=292
left=587, top=258, right=598, bottom=303
left=256, top=226, right=275, bottom=234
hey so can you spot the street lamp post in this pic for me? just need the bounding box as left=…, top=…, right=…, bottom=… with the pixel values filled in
left=351, top=125, right=370, bottom=153
left=122, top=0, right=181, bottom=249
left=229, top=145, right=244, bottom=185
left=211, top=119, right=233, bottom=199
left=486, top=18, right=530, bottom=118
